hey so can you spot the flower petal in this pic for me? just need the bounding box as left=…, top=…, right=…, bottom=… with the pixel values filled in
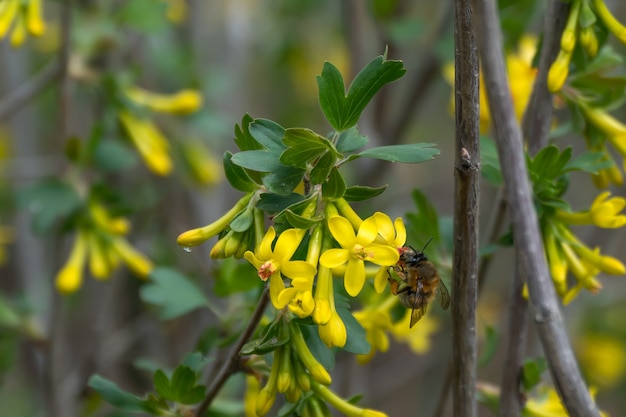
left=344, top=258, right=366, bottom=297
left=393, top=217, right=407, bottom=247
left=327, top=216, right=356, bottom=248
left=277, top=287, right=298, bottom=308
left=274, top=228, right=305, bottom=261
left=366, top=244, right=400, bottom=266
left=259, top=227, right=276, bottom=260
left=281, top=260, right=316, bottom=280
left=374, top=266, right=389, bottom=294
left=356, top=215, right=379, bottom=245
left=269, top=273, right=286, bottom=309
left=319, top=248, right=350, bottom=268
left=373, top=212, right=394, bottom=243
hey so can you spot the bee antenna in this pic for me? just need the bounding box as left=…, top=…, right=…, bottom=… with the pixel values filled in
left=421, top=237, right=434, bottom=252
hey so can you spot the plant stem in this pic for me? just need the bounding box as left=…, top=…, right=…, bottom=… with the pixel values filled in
left=195, top=287, right=269, bottom=417
left=452, top=0, right=480, bottom=416
left=471, top=0, right=601, bottom=415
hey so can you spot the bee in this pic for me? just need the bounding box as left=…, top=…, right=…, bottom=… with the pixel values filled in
left=389, top=241, right=450, bottom=328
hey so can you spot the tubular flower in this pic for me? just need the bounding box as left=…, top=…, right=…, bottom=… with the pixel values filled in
left=543, top=218, right=625, bottom=302
left=0, top=0, right=46, bottom=47
left=555, top=192, right=626, bottom=228
left=592, top=0, right=626, bottom=45
left=390, top=310, right=439, bottom=355
left=313, top=265, right=347, bottom=347
left=311, top=380, right=388, bottom=417
left=320, top=214, right=399, bottom=297
left=244, top=227, right=316, bottom=310
left=244, top=374, right=261, bottom=417
left=56, top=230, right=89, bottom=294
left=118, top=110, right=173, bottom=176
left=180, top=139, right=223, bottom=185
left=353, top=306, right=393, bottom=364
left=547, top=0, right=580, bottom=93
left=125, top=86, right=203, bottom=115
left=577, top=334, right=626, bottom=388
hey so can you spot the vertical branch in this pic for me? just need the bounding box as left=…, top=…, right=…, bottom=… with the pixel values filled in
left=471, top=0, right=601, bottom=416
left=500, top=3, right=571, bottom=415
left=452, top=0, right=480, bottom=417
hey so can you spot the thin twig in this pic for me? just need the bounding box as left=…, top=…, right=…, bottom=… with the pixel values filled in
left=471, top=0, right=601, bottom=415
left=452, top=0, right=480, bottom=417
left=0, top=60, right=62, bottom=121
left=195, top=287, right=270, bottom=417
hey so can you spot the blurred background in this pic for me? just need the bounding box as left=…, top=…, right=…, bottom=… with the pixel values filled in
left=1, top=1, right=626, bottom=416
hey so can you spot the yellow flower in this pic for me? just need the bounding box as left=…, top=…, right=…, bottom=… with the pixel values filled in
left=0, top=0, right=46, bottom=47
left=56, top=231, right=89, bottom=294
left=391, top=310, right=439, bottom=355
left=524, top=386, right=608, bottom=417
left=118, top=110, right=173, bottom=176
left=372, top=212, right=406, bottom=293
left=318, top=309, right=347, bottom=348
left=244, top=227, right=316, bottom=309
left=181, top=139, right=223, bottom=185
left=109, top=236, right=153, bottom=278
left=163, top=0, right=187, bottom=24
left=444, top=35, right=537, bottom=132
left=353, top=307, right=392, bottom=364
left=577, top=334, right=626, bottom=388
left=320, top=214, right=399, bottom=297
left=125, top=86, right=203, bottom=115
left=556, top=192, right=626, bottom=228
left=311, top=380, right=388, bottom=417
left=244, top=374, right=261, bottom=417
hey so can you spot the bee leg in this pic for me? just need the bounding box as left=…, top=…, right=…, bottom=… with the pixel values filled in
left=388, top=271, right=401, bottom=295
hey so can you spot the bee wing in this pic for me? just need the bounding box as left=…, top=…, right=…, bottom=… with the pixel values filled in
left=409, top=304, right=428, bottom=328
left=436, top=279, right=450, bottom=311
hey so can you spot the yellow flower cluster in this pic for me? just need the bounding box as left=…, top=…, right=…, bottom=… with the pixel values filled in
left=543, top=192, right=626, bottom=303
left=353, top=295, right=439, bottom=364
left=55, top=202, right=153, bottom=293
left=0, top=0, right=45, bottom=47
left=119, top=86, right=203, bottom=176
left=549, top=0, right=626, bottom=93
left=445, top=35, right=537, bottom=133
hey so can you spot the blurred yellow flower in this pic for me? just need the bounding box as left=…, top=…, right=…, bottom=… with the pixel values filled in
left=444, top=35, right=537, bottom=132
left=391, top=309, right=439, bottom=355
left=0, top=0, right=46, bottom=47
left=181, top=139, right=223, bottom=186
left=125, top=86, right=203, bottom=115
left=577, top=334, right=626, bottom=388
left=56, top=230, right=89, bottom=294
left=524, top=386, right=608, bottom=417
left=118, top=110, right=173, bottom=176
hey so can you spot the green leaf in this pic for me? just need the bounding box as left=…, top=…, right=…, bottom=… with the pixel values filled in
left=234, top=114, right=263, bottom=151
left=230, top=150, right=285, bottom=172
left=578, top=0, right=596, bottom=28
left=18, top=179, right=83, bottom=234
left=521, top=356, right=547, bottom=391
left=223, top=151, right=259, bottom=192
left=317, top=55, right=406, bottom=131
left=480, top=136, right=502, bottom=186
left=214, top=258, right=262, bottom=297
left=355, top=143, right=439, bottom=163
left=406, top=189, right=441, bottom=245
left=116, top=0, right=169, bottom=33
left=94, top=140, right=138, bottom=172
left=0, top=294, right=20, bottom=329
left=88, top=375, right=155, bottom=413
left=240, top=319, right=290, bottom=355
left=281, top=128, right=334, bottom=168
left=141, top=268, right=212, bottom=320
left=565, top=150, right=614, bottom=174
left=229, top=205, right=253, bottom=232
left=154, top=370, right=174, bottom=400
left=171, top=366, right=199, bottom=401
left=249, top=119, right=286, bottom=151
left=336, top=126, right=369, bottom=153
left=343, top=185, right=388, bottom=201
left=256, top=193, right=305, bottom=213
left=309, top=151, right=339, bottom=184
left=263, top=165, right=306, bottom=195
left=181, top=352, right=213, bottom=373
left=321, top=167, right=346, bottom=200
left=478, top=325, right=499, bottom=367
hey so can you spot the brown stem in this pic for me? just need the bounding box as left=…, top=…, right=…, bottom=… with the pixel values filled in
left=194, top=287, right=269, bottom=417
left=452, top=1, right=480, bottom=417
left=471, top=0, right=600, bottom=415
